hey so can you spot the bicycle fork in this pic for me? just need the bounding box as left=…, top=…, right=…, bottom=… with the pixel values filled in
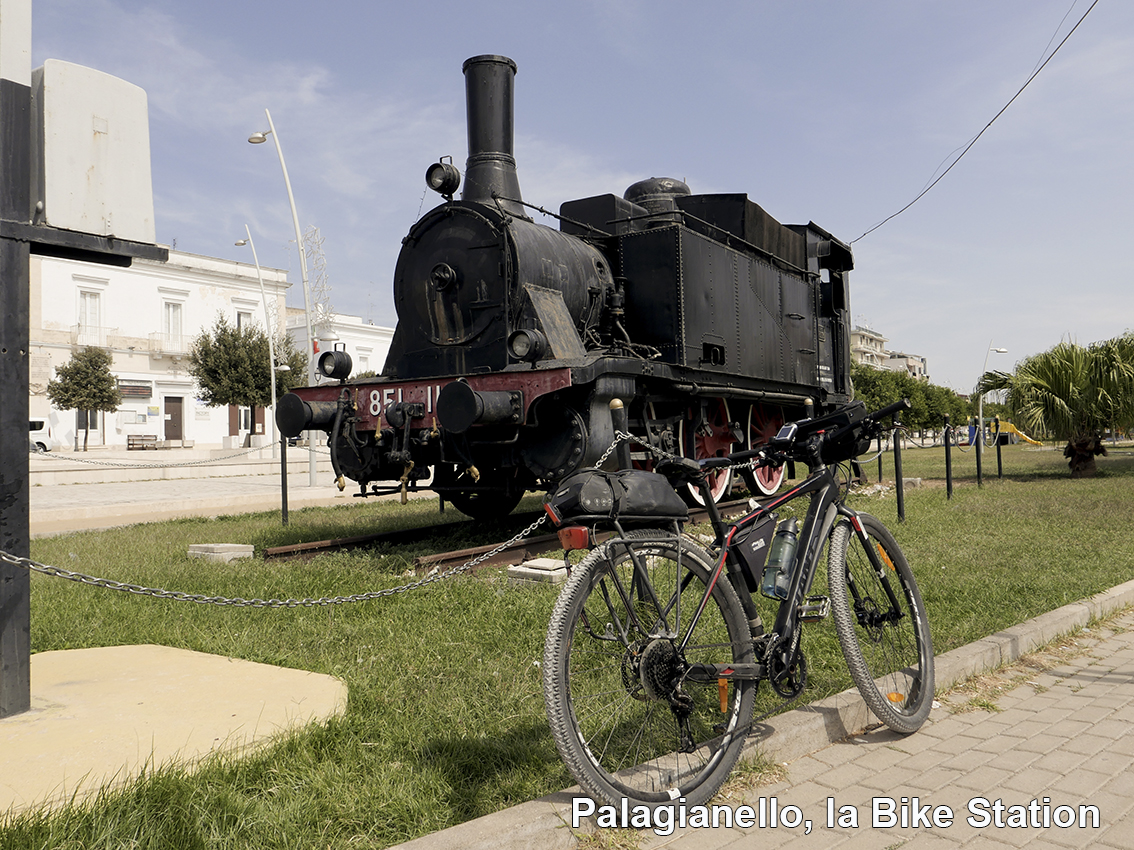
left=841, top=510, right=906, bottom=628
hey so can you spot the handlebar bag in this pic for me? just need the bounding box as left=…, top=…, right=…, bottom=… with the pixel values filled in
left=544, top=468, right=689, bottom=526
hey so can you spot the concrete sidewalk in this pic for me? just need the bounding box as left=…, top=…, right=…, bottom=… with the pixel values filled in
left=390, top=581, right=1134, bottom=850
left=26, top=447, right=398, bottom=536
left=29, top=472, right=353, bottom=536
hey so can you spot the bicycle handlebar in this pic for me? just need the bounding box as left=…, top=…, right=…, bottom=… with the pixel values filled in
left=869, top=398, right=912, bottom=422
left=719, top=398, right=912, bottom=470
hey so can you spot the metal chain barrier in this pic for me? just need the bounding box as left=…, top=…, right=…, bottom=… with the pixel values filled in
left=30, top=444, right=268, bottom=470
left=0, top=512, right=548, bottom=608
left=5, top=431, right=751, bottom=608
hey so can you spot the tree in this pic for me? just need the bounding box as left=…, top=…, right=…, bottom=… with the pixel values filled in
left=188, top=315, right=308, bottom=438
left=977, top=337, right=1134, bottom=477
left=850, top=362, right=966, bottom=438
left=274, top=331, right=310, bottom=397
left=46, top=347, right=122, bottom=451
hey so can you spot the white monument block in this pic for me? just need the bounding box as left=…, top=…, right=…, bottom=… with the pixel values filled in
left=33, top=59, right=156, bottom=243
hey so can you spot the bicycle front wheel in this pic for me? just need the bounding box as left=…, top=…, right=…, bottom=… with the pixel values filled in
left=543, top=530, right=756, bottom=808
left=828, top=513, right=934, bottom=734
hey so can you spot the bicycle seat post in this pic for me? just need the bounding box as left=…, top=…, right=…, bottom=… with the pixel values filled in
left=698, top=476, right=728, bottom=542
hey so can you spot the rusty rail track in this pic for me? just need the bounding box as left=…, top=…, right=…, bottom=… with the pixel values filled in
left=263, top=498, right=756, bottom=572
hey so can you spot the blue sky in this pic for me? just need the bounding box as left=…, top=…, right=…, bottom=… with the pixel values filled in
left=31, top=0, right=1133, bottom=391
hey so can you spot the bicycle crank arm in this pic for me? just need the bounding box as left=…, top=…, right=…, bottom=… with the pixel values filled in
left=684, top=662, right=766, bottom=683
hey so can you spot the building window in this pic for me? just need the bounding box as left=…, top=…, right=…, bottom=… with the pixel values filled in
left=237, top=311, right=253, bottom=331
left=163, top=301, right=183, bottom=350
left=77, top=290, right=101, bottom=344
left=238, top=405, right=252, bottom=432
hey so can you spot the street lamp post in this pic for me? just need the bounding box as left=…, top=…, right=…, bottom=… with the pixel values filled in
left=248, top=109, right=317, bottom=486
left=235, top=226, right=278, bottom=459
left=976, top=343, right=1008, bottom=487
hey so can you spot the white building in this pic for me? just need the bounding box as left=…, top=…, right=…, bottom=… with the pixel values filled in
left=887, top=351, right=929, bottom=381
left=850, top=325, right=889, bottom=369
left=30, top=250, right=291, bottom=449
left=285, top=309, right=394, bottom=382
left=850, top=325, right=930, bottom=382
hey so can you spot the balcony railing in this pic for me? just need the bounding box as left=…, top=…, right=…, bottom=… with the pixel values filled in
left=149, top=332, right=189, bottom=356
left=70, top=324, right=117, bottom=348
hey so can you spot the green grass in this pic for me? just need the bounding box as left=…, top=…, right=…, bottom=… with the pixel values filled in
left=6, top=446, right=1134, bottom=848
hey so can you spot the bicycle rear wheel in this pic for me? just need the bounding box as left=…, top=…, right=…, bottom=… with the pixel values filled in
left=827, top=513, right=934, bottom=734
left=543, top=530, right=756, bottom=807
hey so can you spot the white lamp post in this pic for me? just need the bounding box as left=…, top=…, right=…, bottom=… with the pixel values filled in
left=235, top=226, right=278, bottom=459
left=249, top=109, right=316, bottom=485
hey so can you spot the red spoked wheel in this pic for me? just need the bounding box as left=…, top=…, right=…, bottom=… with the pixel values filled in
left=680, top=398, right=736, bottom=506
left=747, top=403, right=786, bottom=496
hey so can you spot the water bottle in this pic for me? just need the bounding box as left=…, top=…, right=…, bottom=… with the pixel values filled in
left=760, top=518, right=799, bottom=600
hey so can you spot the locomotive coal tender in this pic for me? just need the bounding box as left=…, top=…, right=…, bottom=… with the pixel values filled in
left=276, top=54, right=855, bottom=519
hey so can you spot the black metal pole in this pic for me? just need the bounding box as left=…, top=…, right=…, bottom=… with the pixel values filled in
left=0, top=76, right=32, bottom=718
left=974, top=416, right=983, bottom=488
left=877, top=435, right=883, bottom=483
left=280, top=436, right=289, bottom=526
left=893, top=414, right=905, bottom=523
left=609, top=399, right=631, bottom=470
left=995, top=416, right=1003, bottom=479
left=944, top=414, right=953, bottom=501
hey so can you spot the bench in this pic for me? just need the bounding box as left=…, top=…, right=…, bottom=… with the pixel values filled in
left=127, top=435, right=158, bottom=450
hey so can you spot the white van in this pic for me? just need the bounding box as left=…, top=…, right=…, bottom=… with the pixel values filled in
left=29, top=419, right=58, bottom=452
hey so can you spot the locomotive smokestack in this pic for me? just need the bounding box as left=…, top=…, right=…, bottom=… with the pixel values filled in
left=461, top=55, right=526, bottom=216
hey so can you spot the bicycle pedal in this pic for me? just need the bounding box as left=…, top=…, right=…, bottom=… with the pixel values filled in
left=799, top=596, right=830, bottom=622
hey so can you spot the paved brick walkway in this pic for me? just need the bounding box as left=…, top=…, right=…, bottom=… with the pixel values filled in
left=637, top=609, right=1134, bottom=849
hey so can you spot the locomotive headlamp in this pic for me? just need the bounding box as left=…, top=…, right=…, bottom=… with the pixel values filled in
left=317, top=350, right=353, bottom=381
left=426, top=160, right=462, bottom=198
left=508, top=329, right=548, bottom=362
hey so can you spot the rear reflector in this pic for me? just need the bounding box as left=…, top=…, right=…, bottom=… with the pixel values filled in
left=557, top=526, right=590, bottom=551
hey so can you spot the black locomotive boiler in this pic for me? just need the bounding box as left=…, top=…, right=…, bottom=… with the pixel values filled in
left=276, top=54, right=855, bottom=518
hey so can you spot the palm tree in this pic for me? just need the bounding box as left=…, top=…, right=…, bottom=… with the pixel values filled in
left=976, top=337, right=1134, bottom=477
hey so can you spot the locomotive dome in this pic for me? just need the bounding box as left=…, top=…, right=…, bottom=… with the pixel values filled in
left=623, top=177, right=692, bottom=217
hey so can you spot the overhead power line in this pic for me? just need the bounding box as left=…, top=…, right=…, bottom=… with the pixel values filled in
left=852, top=0, right=1100, bottom=244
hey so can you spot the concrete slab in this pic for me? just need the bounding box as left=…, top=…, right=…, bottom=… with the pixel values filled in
left=0, top=644, right=347, bottom=814
left=188, top=543, right=255, bottom=562
left=508, top=557, right=568, bottom=586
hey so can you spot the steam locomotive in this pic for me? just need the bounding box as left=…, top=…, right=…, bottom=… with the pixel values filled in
left=276, top=54, right=855, bottom=518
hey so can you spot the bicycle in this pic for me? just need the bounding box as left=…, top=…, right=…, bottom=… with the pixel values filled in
left=540, top=399, right=933, bottom=809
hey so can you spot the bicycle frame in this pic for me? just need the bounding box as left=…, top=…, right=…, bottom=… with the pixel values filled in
left=677, top=457, right=897, bottom=686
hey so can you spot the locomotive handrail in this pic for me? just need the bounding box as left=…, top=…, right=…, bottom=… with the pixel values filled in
left=490, top=193, right=613, bottom=238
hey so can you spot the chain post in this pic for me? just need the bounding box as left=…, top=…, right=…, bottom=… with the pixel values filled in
left=944, top=414, right=953, bottom=500
left=893, top=413, right=905, bottom=523
left=975, top=416, right=984, bottom=488
left=994, top=415, right=1003, bottom=479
